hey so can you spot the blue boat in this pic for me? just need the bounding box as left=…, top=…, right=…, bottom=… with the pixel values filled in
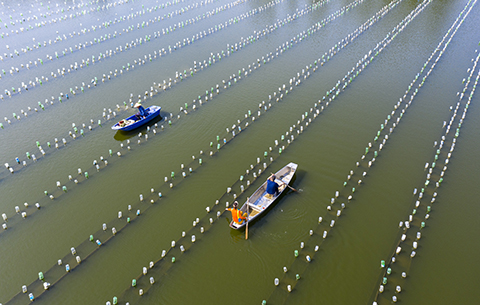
left=111, top=106, right=161, bottom=131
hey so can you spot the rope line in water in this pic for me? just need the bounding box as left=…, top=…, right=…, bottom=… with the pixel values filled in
left=371, top=7, right=479, bottom=303
left=0, top=0, right=277, bottom=103
left=0, top=3, right=406, bottom=292
left=268, top=1, right=478, bottom=303
left=258, top=0, right=448, bottom=302
left=0, top=0, right=246, bottom=86
left=0, top=0, right=358, bottom=184
left=375, top=54, right=479, bottom=305
left=0, top=0, right=149, bottom=37
left=1, top=0, right=300, bottom=180
left=0, top=0, right=211, bottom=54
left=2, top=0, right=335, bottom=132
left=1, top=0, right=368, bottom=222
left=0, top=0, right=416, bottom=300
left=113, top=104, right=327, bottom=305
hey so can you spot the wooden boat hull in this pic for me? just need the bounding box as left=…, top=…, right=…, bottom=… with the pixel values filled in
left=111, top=106, right=161, bottom=131
left=229, top=162, right=298, bottom=230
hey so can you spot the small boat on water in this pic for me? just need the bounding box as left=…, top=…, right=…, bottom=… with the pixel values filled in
left=230, top=162, right=298, bottom=229
left=111, top=105, right=161, bottom=131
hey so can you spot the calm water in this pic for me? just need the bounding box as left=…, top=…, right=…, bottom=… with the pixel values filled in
left=0, top=0, right=479, bottom=304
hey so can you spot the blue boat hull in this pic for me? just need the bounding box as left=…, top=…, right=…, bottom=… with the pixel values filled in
left=111, top=106, right=161, bottom=131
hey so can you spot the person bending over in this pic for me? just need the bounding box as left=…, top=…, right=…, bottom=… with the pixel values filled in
left=226, top=201, right=247, bottom=225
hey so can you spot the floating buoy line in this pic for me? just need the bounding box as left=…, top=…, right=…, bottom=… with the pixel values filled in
left=373, top=54, right=479, bottom=305
left=0, top=0, right=368, bottom=183
left=0, top=0, right=404, bottom=268
left=1, top=0, right=140, bottom=39
left=256, top=0, right=476, bottom=302
left=112, top=99, right=327, bottom=305
left=1, top=0, right=275, bottom=101
left=0, top=0, right=292, bottom=137
left=1, top=0, right=400, bottom=298
left=1, top=0, right=302, bottom=176
left=0, top=0, right=194, bottom=45
left=372, top=20, right=479, bottom=305
left=5, top=95, right=316, bottom=305
left=0, top=0, right=242, bottom=86
left=2, top=0, right=438, bottom=302
left=2, top=0, right=331, bottom=134
left=0, top=0, right=395, bottom=239
left=0, top=105, right=123, bottom=181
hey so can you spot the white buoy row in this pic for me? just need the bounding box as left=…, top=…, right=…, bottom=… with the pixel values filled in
left=0, top=0, right=353, bottom=138
left=376, top=51, right=480, bottom=304
left=1, top=0, right=374, bottom=205
left=0, top=149, right=113, bottom=234
left=372, top=1, right=478, bottom=302
left=0, top=0, right=252, bottom=95
left=264, top=0, right=443, bottom=300
left=8, top=126, right=278, bottom=302
left=115, top=98, right=327, bottom=304
left=2, top=111, right=119, bottom=178
left=1, top=0, right=441, bottom=302
left=0, top=1, right=361, bottom=133
left=0, top=0, right=289, bottom=134
left=0, top=0, right=402, bottom=244
left=0, top=0, right=192, bottom=51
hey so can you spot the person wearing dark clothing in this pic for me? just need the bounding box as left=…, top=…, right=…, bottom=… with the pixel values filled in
left=266, top=174, right=284, bottom=199
left=134, top=102, right=148, bottom=119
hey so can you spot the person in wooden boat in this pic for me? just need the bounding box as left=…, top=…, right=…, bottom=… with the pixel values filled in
left=265, top=174, right=284, bottom=199
left=134, top=102, right=147, bottom=119
left=226, top=201, right=247, bottom=225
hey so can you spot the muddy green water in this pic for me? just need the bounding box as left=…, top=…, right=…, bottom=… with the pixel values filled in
left=0, top=0, right=479, bottom=304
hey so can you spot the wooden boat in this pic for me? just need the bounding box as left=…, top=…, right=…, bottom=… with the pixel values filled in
left=111, top=106, right=161, bottom=131
left=229, top=162, right=298, bottom=229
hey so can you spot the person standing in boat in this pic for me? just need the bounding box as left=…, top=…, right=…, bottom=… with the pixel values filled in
left=226, top=201, right=247, bottom=225
left=265, top=174, right=284, bottom=199
left=134, top=102, right=147, bottom=119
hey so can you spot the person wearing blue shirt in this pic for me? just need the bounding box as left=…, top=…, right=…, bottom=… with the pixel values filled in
left=134, top=102, right=148, bottom=119
left=266, top=174, right=284, bottom=199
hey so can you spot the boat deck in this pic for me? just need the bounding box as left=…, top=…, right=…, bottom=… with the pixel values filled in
left=249, top=183, right=287, bottom=212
